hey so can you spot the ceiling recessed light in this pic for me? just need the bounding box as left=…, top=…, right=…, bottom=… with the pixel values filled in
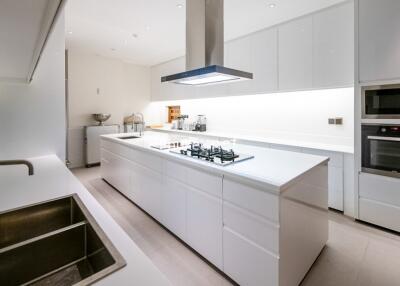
left=67, top=31, right=73, bottom=34
left=268, top=3, right=276, bottom=8
left=145, top=26, right=151, bottom=31
left=176, top=3, right=183, bottom=8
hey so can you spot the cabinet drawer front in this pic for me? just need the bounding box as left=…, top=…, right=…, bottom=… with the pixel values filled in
left=223, top=202, right=279, bottom=254
left=359, top=173, right=400, bottom=207
left=133, top=151, right=163, bottom=174
left=164, top=160, right=222, bottom=198
left=359, top=198, right=400, bottom=232
left=101, top=140, right=163, bottom=174
left=223, top=228, right=279, bottom=286
left=301, top=148, right=343, bottom=168
left=223, top=179, right=279, bottom=222
left=164, top=160, right=187, bottom=183
left=186, top=167, right=222, bottom=198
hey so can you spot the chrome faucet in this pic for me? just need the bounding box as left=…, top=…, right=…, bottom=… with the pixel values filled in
left=0, top=160, right=34, bottom=176
left=131, top=112, right=145, bottom=137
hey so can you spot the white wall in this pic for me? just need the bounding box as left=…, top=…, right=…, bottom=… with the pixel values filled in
left=0, top=13, right=66, bottom=160
left=145, top=87, right=354, bottom=147
left=67, top=50, right=151, bottom=167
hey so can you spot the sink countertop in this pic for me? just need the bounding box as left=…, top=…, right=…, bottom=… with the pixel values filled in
left=102, top=131, right=329, bottom=193
left=151, top=127, right=354, bottom=154
left=0, top=155, right=171, bottom=286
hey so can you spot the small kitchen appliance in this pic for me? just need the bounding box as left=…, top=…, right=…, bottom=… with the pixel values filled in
left=171, top=143, right=254, bottom=166
left=362, top=84, right=400, bottom=119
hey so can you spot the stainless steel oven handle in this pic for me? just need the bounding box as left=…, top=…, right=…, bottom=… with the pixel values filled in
left=367, top=136, right=400, bottom=142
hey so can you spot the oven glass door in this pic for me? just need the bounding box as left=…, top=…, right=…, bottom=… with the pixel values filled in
left=364, top=88, right=400, bottom=117
left=367, top=136, right=400, bottom=173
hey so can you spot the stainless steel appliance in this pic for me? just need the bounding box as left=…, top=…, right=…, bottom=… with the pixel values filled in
left=362, top=124, right=400, bottom=178
left=170, top=143, right=254, bottom=166
left=177, top=115, right=189, bottom=130
left=195, top=115, right=207, bottom=132
left=161, top=0, right=252, bottom=85
left=362, top=84, right=400, bottom=119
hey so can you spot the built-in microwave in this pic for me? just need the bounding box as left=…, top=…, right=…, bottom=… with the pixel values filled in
left=362, top=84, right=400, bottom=119
left=362, top=124, right=400, bottom=178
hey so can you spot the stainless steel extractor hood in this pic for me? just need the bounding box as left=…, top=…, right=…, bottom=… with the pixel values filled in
left=161, top=0, right=253, bottom=86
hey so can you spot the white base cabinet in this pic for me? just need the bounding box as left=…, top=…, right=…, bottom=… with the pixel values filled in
left=359, top=172, right=400, bottom=232
left=161, top=177, right=187, bottom=240
left=100, top=138, right=328, bottom=286
left=187, top=187, right=223, bottom=269
left=223, top=227, right=279, bottom=286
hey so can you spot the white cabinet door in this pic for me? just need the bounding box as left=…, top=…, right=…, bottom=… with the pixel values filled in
left=247, top=28, right=278, bottom=94
left=186, top=187, right=223, bottom=269
left=140, top=163, right=163, bottom=220
left=161, top=177, right=187, bottom=241
left=223, top=227, right=279, bottom=286
left=313, top=2, right=354, bottom=88
left=328, top=166, right=344, bottom=211
left=278, top=16, right=313, bottom=90
left=359, top=0, right=400, bottom=82
left=132, top=163, right=163, bottom=221
left=101, top=149, right=130, bottom=195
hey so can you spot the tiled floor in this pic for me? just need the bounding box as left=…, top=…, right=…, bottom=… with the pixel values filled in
left=73, top=167, right=400, bottom=286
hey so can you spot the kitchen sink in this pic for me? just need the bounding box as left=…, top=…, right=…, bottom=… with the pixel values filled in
left=0, top=195, right=126, bottom=286
left=117, top=135, right=140, bottom=140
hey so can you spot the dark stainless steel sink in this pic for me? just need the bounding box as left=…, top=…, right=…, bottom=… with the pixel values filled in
left=117, top=136, right=140, bottom=140
left=0, top=195, right=126, bottom=286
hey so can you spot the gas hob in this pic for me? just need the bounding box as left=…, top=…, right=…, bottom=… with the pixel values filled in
left=170, top=143, right=254, bottom=166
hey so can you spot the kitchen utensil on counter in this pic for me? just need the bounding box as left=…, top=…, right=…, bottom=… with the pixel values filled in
left=92, top=113, right=111, bottom=126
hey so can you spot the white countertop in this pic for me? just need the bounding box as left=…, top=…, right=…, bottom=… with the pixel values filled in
left=102, top=131, right=329, bottom=193
left=151, top=127, right=354, bottom=154
left=0, top=155, right=171, bottom=286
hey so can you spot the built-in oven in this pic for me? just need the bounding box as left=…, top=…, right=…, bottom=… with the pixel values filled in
left=362, top=84, right=400, bottom=119
left=362, top=124, right=400, bottom=178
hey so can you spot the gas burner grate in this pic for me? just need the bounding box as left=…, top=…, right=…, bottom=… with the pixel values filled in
left=172, top=142, right=254, bottom=166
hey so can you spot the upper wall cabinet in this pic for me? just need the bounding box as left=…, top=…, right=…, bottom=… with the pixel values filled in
left=359, top=0, right=400, bottom=83
left=150, top=2, right=354, bottom=101
left=278, top=17, right=313, bottom=91
left=313, top=2, right=354, bottom=88
left=224, top=28, right=278, bottom=96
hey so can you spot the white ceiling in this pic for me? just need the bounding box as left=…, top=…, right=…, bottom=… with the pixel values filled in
left=65, top=0, right=347, bottom=67
left=0, top=0, right=49, bottom=81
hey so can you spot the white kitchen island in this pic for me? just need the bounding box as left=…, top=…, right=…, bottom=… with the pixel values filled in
left=100, top=131, right=329, bottom=286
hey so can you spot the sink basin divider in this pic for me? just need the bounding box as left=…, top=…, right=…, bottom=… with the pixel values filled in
left=0, top=221, right=88, bottom=255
